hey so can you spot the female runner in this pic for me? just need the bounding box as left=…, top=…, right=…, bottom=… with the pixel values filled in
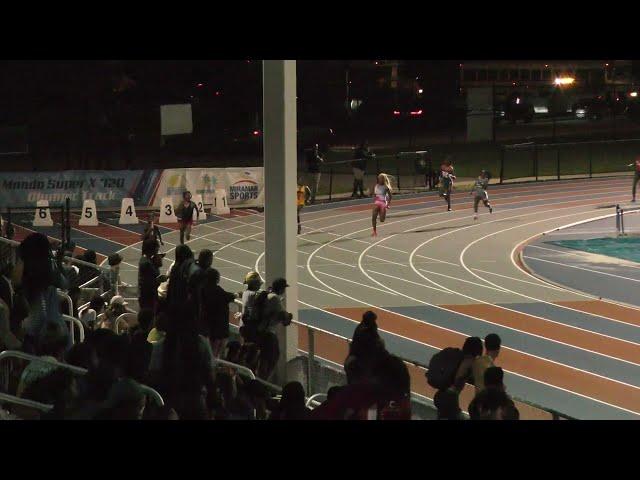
left=372, top=173, right=392, bottom=237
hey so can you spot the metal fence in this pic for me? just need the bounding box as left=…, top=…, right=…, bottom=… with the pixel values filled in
left=500, top=138, right=640, bottom=183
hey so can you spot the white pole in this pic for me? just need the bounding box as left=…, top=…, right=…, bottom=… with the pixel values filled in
left=262, top=60, right=299, bottom=385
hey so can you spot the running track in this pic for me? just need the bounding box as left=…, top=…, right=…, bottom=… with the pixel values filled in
left=15, top=176, right=640, bottom=419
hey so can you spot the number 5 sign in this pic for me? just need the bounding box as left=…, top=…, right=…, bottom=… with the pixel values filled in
left=159, top=196, right=178, bottom=224
left=79, top=199, right=99, bottom=226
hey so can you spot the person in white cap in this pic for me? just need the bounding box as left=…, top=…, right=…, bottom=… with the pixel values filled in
left=97, top=295, right=133, bottom=331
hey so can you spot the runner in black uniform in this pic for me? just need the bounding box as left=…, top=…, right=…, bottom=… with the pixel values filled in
left=176, top=191, right=199, bottom=245
left=470, top=170, right=493, bottom=220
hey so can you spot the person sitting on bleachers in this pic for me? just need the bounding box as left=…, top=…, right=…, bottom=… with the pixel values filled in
left=17, top=322, right=67, bottom=397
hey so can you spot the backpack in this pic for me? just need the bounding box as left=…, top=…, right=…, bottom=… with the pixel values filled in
left=426, top=347, right=464, bottom=391
left=241, top=290, right=269, bottom=340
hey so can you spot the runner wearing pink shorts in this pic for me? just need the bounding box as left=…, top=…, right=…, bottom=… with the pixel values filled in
left=371, top=173, right=392, bottom=237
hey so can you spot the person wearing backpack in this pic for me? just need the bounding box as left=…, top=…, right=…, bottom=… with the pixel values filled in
left=254, top=278, right=293, bottom=380
left=427, top=337, right=483, bottom=392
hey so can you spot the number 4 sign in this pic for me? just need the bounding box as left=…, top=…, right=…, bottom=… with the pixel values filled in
left=119, top=198, right=139, bottom=225
left=79, top=199, right=99, bottom=226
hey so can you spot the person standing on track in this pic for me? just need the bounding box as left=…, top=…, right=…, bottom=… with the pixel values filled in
left=371, top=173, right=392, bottom=237
left=142, top=212, right=164, bottom=246
left=297, top=178, right=311, bottom=235
left=306, top=144, right=324, bottom=204
left=470, top=170, right=493, bottom=220
left=439, top=157, right=456, bottom=212
left=629, top=156, right=640, bottom=202
left=175, top=191, right=199, bottom=245
left=352, top=141, right=373, bottom=198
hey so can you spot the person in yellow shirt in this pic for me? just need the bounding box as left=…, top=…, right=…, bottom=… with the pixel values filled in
left=297, top=178, right=311, bottom=235
left=472, top=333, right=502, bottom=393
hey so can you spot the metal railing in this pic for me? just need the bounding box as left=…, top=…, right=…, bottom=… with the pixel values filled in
left=0, top=350, right=165, bottom=407
left=0, top=391, right=53, bottom=415
left=231, top=300, right=576, bottom=420
left=305, top=150, right=436, bottom=203
left=500, top=137, right=640, bottom=184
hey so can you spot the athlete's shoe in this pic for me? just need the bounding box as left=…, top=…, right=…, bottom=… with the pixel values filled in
left=633, top=198, right=637, bottom=203
left=447, top=207, right=452, bottom=212
left=489, top=206, right=493, bottom=214
left=473, top=214, right=478, bottom=220
left=372, top=229, right=378, bottom=237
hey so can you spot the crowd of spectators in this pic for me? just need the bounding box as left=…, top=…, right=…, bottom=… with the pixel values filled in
left=0, top=228, right=522, bottom=420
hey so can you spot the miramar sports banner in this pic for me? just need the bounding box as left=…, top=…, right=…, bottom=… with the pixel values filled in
left=0, top=170, right=161, bottom=208
left=154, top=167, right=264, bottom=208
left=0, top=167, right=265, bottom=209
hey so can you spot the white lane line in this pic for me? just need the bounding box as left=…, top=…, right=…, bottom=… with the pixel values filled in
left=523, top=256, right=640, bottom=284
left=315, top=270, right=399, bottom=296
left=368, top=270, right=452, bottom=294
left=417, top=268, right=511, bottom=294
left=297, top=299, right=640, bottom=418
left=528, top=244, right=640, bottom=270
left=471, top=267, right=566, bottom=292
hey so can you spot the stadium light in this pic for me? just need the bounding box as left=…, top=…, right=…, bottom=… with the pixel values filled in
left=554, top=77, right=575, bottom=86
left=630, top=92, right=638, bottom=98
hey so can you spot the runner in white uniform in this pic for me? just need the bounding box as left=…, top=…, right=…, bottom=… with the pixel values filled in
left=371, top=173, right=392, bottom=237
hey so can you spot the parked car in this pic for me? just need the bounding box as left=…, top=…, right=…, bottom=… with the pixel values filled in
left=572, top=97, right=608, bottom=120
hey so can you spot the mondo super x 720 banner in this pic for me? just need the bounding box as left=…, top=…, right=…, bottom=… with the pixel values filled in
left=0, top=167, right=264, bottom=209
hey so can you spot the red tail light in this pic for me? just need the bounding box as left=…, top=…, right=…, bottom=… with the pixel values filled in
left=410, top=110, right=423, bottom=116
left=393, top=110, right=401, bottom=115
left=253, top=130, right=260, bottom=136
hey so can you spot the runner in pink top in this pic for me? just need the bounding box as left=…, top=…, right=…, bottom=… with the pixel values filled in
left=371, top=173, right=392, bottom=237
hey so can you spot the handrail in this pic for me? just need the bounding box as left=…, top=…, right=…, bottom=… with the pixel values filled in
left=62, top=314, right=85, bottom=344
left=114, top=312, right=137, bottom=335
left=57, top=289, right=73, bottom=317
left=306, top=393, right=326, bottom=408
left=0, top=350, right=164, bottom=407
left=0, top=392, right=53, bottom=414
left=213, top=357, right=256, bottom=380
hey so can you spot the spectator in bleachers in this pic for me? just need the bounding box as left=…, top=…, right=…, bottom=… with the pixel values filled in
left=473, top=333, right=502, bottom=393
left=80, top=296, right=107, bottom=331
left=255, top=278, right=293, bottom=380
left=147, top=310, right=168, bottom=344
left=138, top=238, right=165, bottom=313
left=16, top=233, right=69, bottom=353
left=468, top=387, right=519, bottom=420
left=199, top=268, right=238, bottom=358
left=97, top=295, right=132, bottom=331
left=344, top=311, right=386, bottom=384
left=190, top=248, right=213, bottom=317
left=75, top=250, right=100, bottom=288
left=65, top=340, right=94, bottom=370
left=94, top=378, right=147, bottom=420
left=22, top=368, right=79, bottom=420
left=269, top=381, right=310, bottom=420
left=166, top=244, right=198, bottom=318
left=17, top=322, right=67, bottom=397
left=125, top=309, right=154, bottom=383
left=483, top=366, right=505, bottom=392
left=240, top=271, right=263, bottom=332
left=0, top=299, right=21, bottom=351
left=434, top=389, right=463, bottom=420
left=452, top=336, right=483, bottom=392
left=148, top=304, right=216, bottom=420
left=371, top=353, right=411, bottom=420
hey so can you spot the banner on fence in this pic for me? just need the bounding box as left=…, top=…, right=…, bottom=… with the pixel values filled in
left=0, top=167, right=264, bottom=209
left=0, top=170, right=160, bottom=208
left=154, top=167, right=264, bottom=208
